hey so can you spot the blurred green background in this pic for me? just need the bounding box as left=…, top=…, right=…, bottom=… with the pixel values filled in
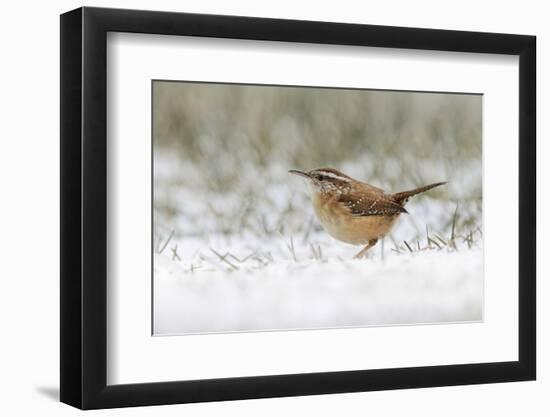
left=153, top=81, right=482, bottom=244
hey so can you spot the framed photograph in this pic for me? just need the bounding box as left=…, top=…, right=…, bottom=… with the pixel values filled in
left=60, top=6, right=536, bottom=409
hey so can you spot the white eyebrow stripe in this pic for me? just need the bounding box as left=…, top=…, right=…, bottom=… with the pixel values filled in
left=315, top=171, right=351, bottom=182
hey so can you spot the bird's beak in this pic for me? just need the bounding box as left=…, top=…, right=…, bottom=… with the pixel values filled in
left=288, top=169, right=311, bottom=179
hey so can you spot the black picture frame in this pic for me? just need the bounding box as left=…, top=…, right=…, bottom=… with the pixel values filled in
left=60, top=6, right=536, bottom=410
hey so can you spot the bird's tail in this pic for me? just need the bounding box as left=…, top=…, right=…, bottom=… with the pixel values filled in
left=391, top=182, right=447, bottom=204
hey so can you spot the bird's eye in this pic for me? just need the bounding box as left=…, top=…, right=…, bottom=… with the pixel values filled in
left=317, top=175, right=325, bottom=181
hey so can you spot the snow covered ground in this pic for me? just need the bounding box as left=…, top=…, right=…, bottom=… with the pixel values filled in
left=151, top=85, right=483, bottom=336
left=153, top=228, right=483, bottom=335
left=154, top=208, right=484, bottom=336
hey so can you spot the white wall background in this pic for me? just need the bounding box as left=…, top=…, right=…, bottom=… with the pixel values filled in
left=0, top=0, right=544, bottom=415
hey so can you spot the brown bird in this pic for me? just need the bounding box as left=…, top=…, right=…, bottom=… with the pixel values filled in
left=289, top=168, right=446, bottom=259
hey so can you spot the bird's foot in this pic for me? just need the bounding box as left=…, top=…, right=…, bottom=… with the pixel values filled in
left=353, top=239, right=378, bottom=259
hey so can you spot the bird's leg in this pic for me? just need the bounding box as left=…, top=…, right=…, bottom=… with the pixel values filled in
left=353, top=239, right=378, bottom=259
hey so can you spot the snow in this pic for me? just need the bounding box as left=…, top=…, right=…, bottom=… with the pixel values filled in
left=153, top=152, right=483, bottom=336
left=153, top=236, right=483, bottom=335
left=151, top=85, right=483, bottom=336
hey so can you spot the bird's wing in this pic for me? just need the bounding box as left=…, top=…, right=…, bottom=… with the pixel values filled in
left=338, top=192, right=408, bottom=216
